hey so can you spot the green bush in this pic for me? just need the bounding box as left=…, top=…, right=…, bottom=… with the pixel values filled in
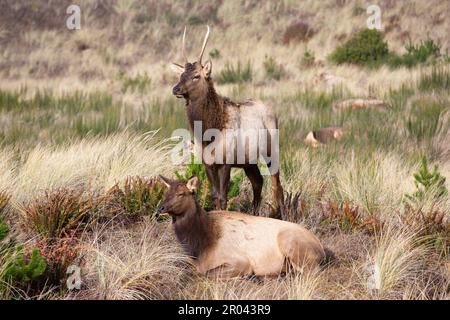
left=263, top=56, right=285, bottom=80
left=106, top=176, right=166, bottom=217
left=4, top=246, right=46, bottom=284
left=217, top=61, right=253, bottom=84
left=329, top=29, right=389, bottom=67
left=175, top=155, right=244, bottom=210
left=176, top=156, right=212, bottom=208
left=405, top=156, right=448, bottom=204
left=388, top=39, right=441, bottom=69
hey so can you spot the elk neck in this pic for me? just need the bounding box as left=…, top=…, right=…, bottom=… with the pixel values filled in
left=186, top=80, right=228, bottom=132
left=173, top=199, right=218, bottom=259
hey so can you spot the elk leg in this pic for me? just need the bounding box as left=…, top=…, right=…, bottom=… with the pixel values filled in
left=270, top=172, right=284, bottom=219
left=205, top=259, right=252, bottom=279
left=205, top=165, right=221, bottom=209
left=244, top=165, right=263, bottom=214
left=217, top=165, right=231, bottom=210
left=278, top=229, right=324, bottom=273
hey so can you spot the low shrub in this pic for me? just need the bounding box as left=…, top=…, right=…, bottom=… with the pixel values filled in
left=20, top=188, right=95, bottom=239
left=4, top=246, right=46, bottom=284
left=322, top=200, right=382, bottom=233
left=329, top=29, right=389, bottom=67
left=282, top=20, right=314, bottom=44
left=330, top=30, right=443, bottom=70
left=176, top=156, right=212, bottom=209
left=0, top=217, right=47, bottom=296
left=105, top=176, right=166, bottom=218
left=405, top=156, right=447, bottom=204
left=175, top=156, right=244, bottom=210
left=388, top=39, right=442, bottom=69
left=34, top=236, right=81, bottom=285
left=403, top=156, right=448, bottom=252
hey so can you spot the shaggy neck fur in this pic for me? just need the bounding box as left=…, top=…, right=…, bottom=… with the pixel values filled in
left=186, top=81, right=228, bottom=133
left=173, top=200, right=218, bottom=259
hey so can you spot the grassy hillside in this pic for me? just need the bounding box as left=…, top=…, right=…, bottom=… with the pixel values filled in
left=0, top=0, right=449, bottom=300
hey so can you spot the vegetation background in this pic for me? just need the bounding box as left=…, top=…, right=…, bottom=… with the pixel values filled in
left=0, top=0, right=449, bottom=299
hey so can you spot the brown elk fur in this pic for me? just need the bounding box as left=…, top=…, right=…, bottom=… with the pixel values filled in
left=171, top=26, right=284, bottom=217
left=184, top=67, right=230, bottom=132
left=173, top=194, right=219, bottom=258
left=158, top=176, right=327, bottom=278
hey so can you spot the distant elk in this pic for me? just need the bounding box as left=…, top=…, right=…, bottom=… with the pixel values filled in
left=158, top=176, right=329, bottom=278
left=171, top=26, right=284, bottom=218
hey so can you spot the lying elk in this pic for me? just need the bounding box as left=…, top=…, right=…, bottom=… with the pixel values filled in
left=158, top=176, right=329, bottom=278
left=171, top=26, right=284, bottom=218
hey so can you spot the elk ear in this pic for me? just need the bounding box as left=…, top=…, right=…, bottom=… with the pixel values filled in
left=203, top=60, right=212, bottom=78
left=171, top=63, right=184, bottom=75
left=158, top=175, right=173, bottom=188
left=186, top=176, right=200, bottom=193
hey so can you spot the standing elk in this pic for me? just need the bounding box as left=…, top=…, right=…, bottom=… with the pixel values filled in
left=171, top=26, right=284, bottom=218
left=158, top=176, right=329, bottom=278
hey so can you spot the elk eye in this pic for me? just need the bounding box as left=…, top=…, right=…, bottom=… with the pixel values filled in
left=192, top=75, right=200, bottom=81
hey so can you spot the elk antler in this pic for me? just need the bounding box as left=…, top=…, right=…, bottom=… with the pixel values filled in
left=182, top=26, right=188, bottom=63
left=198, top=25, right=210, bottom=65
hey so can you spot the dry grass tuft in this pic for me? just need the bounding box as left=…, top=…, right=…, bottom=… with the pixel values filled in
left=367, top=226, right=429, bottom=297
left=72, top=219, right=191, bottom=300
left=11, top=132, right=175, bottom=204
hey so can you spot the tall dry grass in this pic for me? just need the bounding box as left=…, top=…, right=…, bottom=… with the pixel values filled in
left=70, top=219, right=191, bottom=300
left=7, top=131, right=175, bottom=205
left=367, top=226, right=429, bottom=297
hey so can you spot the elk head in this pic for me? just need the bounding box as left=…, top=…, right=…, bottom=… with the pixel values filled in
left=157, top=175, right=200, bottom=217
left=171, top=26, right=212, bottom=100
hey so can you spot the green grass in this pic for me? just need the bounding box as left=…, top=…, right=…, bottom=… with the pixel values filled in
left=1, top=67, right=448, bottom=169
left=0, top=89, right=187, bottom=147
left=263, top=56, right=285, bottom=80
left=418, top=66, right=450, bottom=92
left=217, top=60, right=253, bottom=84
left=118, top=72, right=152, bottom=94
left=388, top=39, right=442, bottom=69
left=406, top=97, right=448, bottom=142
left=330, top=29, right=444, bottom=69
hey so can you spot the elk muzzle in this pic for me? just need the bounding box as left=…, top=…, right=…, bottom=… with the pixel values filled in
left=156, top=204, right=170, bottom=218
left=172, top=84, right=185, bottom=98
